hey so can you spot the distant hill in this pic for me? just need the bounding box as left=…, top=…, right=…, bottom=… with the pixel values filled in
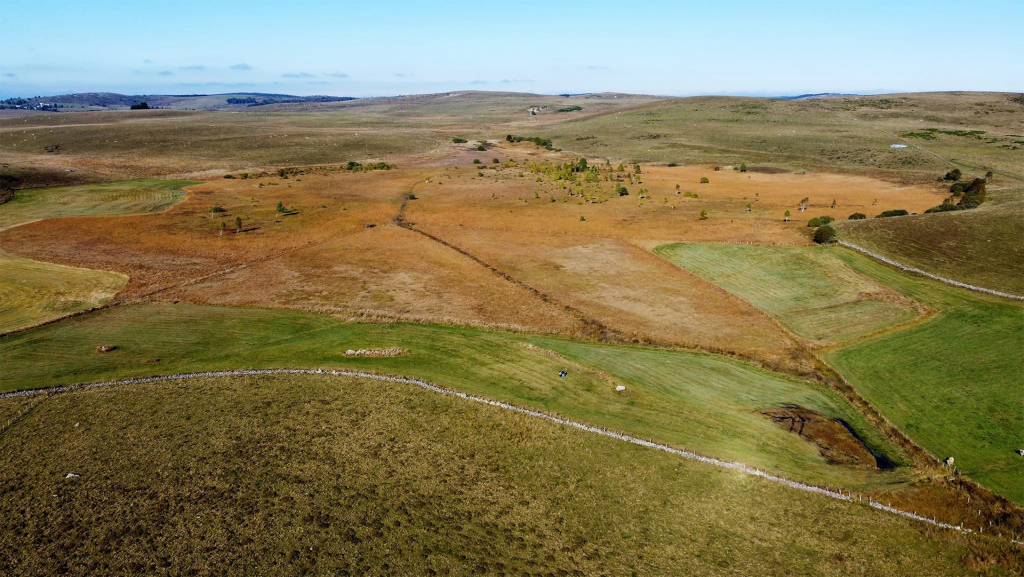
left=0, top=92, right=356, bottom=111
left=778, top=93, right=859, bottom=100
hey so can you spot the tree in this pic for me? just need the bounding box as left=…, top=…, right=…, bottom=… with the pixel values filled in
left=577, top=157, right=588, bottom=171
left=220, top=221, right=226, bottom=236
left=698, top=210, right=708, bottom=220
left=617, top=185, right=629, bottom=196
left=784, top=210, right=791, bottom=222
left=235, top=216, right=243, bottom=232
left=876, top=209, right=909, bottom=218
left=634, top=164, right=641, bottom=174
left=745, top=203, right=752, bottom=212
left=700, top=177, right=709, bottom=183
left=819, top=215, right=835, bottom=224
left=130, top=101, right=150, bottom=110
left=276, top=201, right=284, bottom=213
left=473, top=159, right=481, bottom=164
left=848, top=212, right=867, bottom=220
left=799, top=197, right=809, bottom=212
left=675, top=184, right=680, bottom=192
left=807, top=217, right=822, bottom=227
left=943, top=168, right=962, bottom=181
left=813, top=225, right=836, bottom=244
left=739, top=163, right=747, bottom=172
left=831, top=199, right=837, bottom=208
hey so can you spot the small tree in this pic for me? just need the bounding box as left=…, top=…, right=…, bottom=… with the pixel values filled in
left=784, top=210, right=790, bottom=222
left=473, top=158, right=481, bottom=164
left=700, top=177, right=710, bottom=184
left=579, top=215, right=586, bottom=221
left=813, top=225, right=836, bottom=244
left=235, top=216, right=243, bottom=232
left=492, top=158, right=500, bottom=164
left=634, top=164, right=641, bottom=174
left=943, top=168, right=962, bottom=181
left=739, top=163, right=747, bottom=172
left=276, top=201, right=284, bottom=213
left=831, top=199, right=837, bottom=208
left=675, top=184, right=680, bottom=192
left=698, top=210, right=708, bottom=221
left=819, top=215, right=835, bottom=224
left=807, top=217, right=822, bottom=227
left=220, top=221, right=226, bottom=236
left=745, top=203, right=752, bottom=212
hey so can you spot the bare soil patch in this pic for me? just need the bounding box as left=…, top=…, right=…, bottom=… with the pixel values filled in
left=760, top=406, right=880, bottom=468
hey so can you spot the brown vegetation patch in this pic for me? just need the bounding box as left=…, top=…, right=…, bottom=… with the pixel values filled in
left=760, top=406, right=878, bottom=468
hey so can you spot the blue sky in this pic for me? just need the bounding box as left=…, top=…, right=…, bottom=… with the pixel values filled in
left=1, top=0, right=1021, bottom=98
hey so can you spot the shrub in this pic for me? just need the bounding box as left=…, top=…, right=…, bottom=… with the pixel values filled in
left=235, top=216, right=243, bottom=231
left=211, top=205, right=227, bottom=213
left=700, top=177, right=709, bottom=184
left=949, top=182, right=965, bottom=194
left=667, top=162, right=678, bottom=167
left=924, top=203, right=961, bottom=213
left=813, top=225, right=836, bottom=244
left=943, top=168, right=962, bottom=181
left=477, top=172, right=484, bottom=177
left=698, top=210, right=708, bottom=221
left=714, top=166, right=721, bottom=171
left=492, top=158, right=499, bottom=164
left=739, top=163, right=747, bottom=172
left=472, top=159, right=481, bottom=164
left=819, top=215, right=835, bottom=224
left=807, top=217, right=822, bottom=227
left=407, top=193, right=417, bottom=200
left=783, top=210, right=790, bottom=221
left=223, top=174, right=235, bottom=179
left=848, top=212, right=867, bottom=220
left=579, top=215, right=586, bottom=221
left=985, top=170, right=994, bottom=179
left=617, top=185, right=629, bottom=196
left=452, top=137, right=467, bottom=144
left=876, top=209, right=909, bottom=218
left=476, top=145, right=486, bottom=151
left=556, top=105, right=583, bottom=113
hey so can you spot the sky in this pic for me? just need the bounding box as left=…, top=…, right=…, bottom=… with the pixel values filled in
left=1, top=0, right=1022, bottom=99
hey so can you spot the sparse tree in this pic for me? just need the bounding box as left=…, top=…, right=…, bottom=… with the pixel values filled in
left=784, top=210, right=791, bottom=222
left=698, top=210, right=708, bottom=221
left=831, top=199, right=837, bottom=208
left=220, top=221, right=226, bottom=236
left=235, top=216, right=243, bottom=232
left=276, top=201, right=284, bottom=213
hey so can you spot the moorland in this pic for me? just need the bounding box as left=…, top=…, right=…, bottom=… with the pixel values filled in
left=1, top=90, right=1022, bottom=575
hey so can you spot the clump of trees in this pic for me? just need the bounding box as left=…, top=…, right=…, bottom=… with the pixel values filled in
left=807, top=216, right=833, bottom=227
left=926, top=169, right=987, bottom=213
left=344, top=161, right=393, bottom=172
left=506, top=134, right=554, bottom=150
left=813, top=224, right=836, bottom=244
left=848, top=212, right=867, bottom=220
left=556, top=105, right=583, bottom=113
left=876, top=209, right=909, bottom=218
left=942, top=168, right=962, bottom=181
left=130, top=102, right=150, bottom=110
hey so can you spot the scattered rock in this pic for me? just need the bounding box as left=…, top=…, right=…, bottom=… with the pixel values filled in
left=945, top=456, right=955, bottom=466
left=615, top=385, right=627, bottom=392
left=65, top=473, right=80, bottom=479
left=365, top=223, right=376, bottom=228
left=95, top=345, right=117, bottom=353
left=343, top=348, right=408, bottom=357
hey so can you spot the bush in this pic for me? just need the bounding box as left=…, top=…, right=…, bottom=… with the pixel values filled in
left=472, top=159, right=481, bottom=164
left=452, top=137, right=467, bottom=144
left=698, top=210, right=708, bottom=221
left=876, top=209, right=909, bottom=218
left=924, top=203, right=961, bottom=213
left=476, top=145, right=486, bottom=151
left=211, top=206, right=227, bottom=213
left=739, top=163, right=747, bottom=172
left=407, top=193, right=417, bottom=200
left=819, top=215, right=834, bottom=224
left=848, top=212, right=867, bottom=220
left=492, top=158, right=499, bottom=164
left=667, top=162, right=678, bottom=167
left=949, top=182, right=965, bottom=194
left=807, top=217, right=822, bottom=227
left=556, top=105, right=583, bottom=113
left=617, top=185, right=629, bottom=196
left=985, top=170, right=994, bottom=179
left=700, top=177, right=709, bottom=184
left=813, top=225, right=836, bottom=244
left=943, top=168, right=962, bottom=181
left=579, top=215, right=586, bottom=221
left=223, top=174, right=235, bottom=179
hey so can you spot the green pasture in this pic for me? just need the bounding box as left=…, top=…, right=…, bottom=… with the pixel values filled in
left=0, top=253, right=126, bottom=334
left=824, top=249, right=1024, bottom=504
left=0, top=373, right=974, bottom=576
left=0, top=302, right=909, bottom=491
left=0, top=178, right=198, bottom=231
left=655, top=242, right=920, bottom=344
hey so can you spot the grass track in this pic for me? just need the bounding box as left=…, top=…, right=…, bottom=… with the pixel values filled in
left=0, top=373, right=981, bottom=576
left=654, top=242, right=920, bottom=344
left=0, top=302, right=909, bottom=491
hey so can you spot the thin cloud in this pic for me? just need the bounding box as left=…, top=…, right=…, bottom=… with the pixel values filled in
left=2, top=73, right=17, bottom=79
left=157, top=70, right=174, bottom=76
left=282, top=72, right=315, bottom=78
left=180, top=65, right=205, bottom=71
left=469, top=80, right=488, bottom=85
left=230, top=63, right=252, bottom=70
left=585, top=65, right=608, bottom=70
left=500, top=79, right=533, bottom=84
left=394, top=73, right=411, bottom=78
left=143, top=59, right=153, bottom=64
left=324, top=72, right=348, bottom=78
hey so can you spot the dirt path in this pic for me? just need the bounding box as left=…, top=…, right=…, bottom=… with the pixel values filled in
left=2, top=367, right=1011, bottom=545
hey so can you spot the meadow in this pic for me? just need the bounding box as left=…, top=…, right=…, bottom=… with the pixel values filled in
left=0, top=302, right=908, bottom=492
left=655, top=243, right=923, bottom=345
left=0, top=372, right=994, bottom=576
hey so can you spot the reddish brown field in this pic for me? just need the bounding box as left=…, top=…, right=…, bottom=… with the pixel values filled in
left=0, top=141, right=947, bottom=371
